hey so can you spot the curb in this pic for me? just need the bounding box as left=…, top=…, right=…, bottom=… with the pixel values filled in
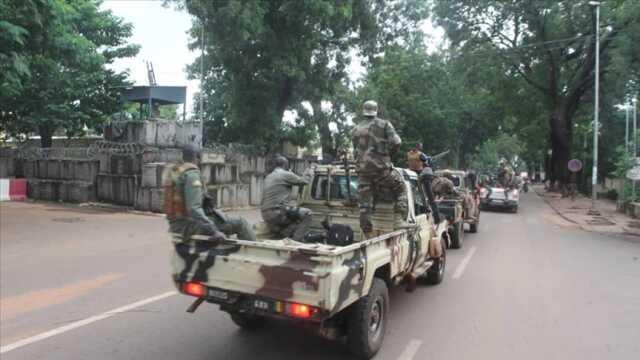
left=533, top=186, right=640, bottom=239
left=532, top=187, right=579, bottom=225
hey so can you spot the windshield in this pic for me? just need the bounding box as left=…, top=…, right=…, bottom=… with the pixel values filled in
left=311, top=175, right=359, bottom=201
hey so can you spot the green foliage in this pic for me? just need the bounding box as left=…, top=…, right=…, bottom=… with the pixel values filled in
left=0, top=0, right=139, bottom=147
left=469, top=134, right=524, bottom=174
left=433, top=0, right=640, bottom=183
left=180, top=0, right=428, bottom=151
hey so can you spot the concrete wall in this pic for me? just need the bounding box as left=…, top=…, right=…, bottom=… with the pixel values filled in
left=3, top=119, right=310, bottom=210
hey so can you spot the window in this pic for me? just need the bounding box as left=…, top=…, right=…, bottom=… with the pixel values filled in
left=311, top=175, right=359, bottom=201
left=409, top=179, right=428, bottom=215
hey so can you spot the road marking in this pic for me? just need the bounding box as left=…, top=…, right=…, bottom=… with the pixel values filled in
left=1, top=273, right=124, bottom=321
left=452, top=246, right=477, bottom=279
left=0, top=290, right=177, bottom=354
left=397, top=339, right=422, bottom=360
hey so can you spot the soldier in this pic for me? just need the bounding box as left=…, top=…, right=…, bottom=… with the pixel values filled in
left=407, top=143, right=426, bottom=172
left=164, top=144, right=256, bottom=242
left=352, top=100, right=407, bottom=234
left=432, top=170, right=459, bottom=198
left=261, top=155, right=312, bottom=241
left=497, top=159, right=513, bottom=188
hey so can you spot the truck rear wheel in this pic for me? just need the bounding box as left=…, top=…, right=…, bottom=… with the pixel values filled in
left=347, top=278, right=388, bottom=359
left=230, top=312, right=265, bottom=331
left=425, top=239, right=446, bottom=285
left=450, top=221, right=464, bottom=249
left=470, top=212, right=479, bottom=233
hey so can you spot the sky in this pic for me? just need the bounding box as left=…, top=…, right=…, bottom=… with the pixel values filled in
left=101, top=0, right=197, bottom=116
left=101, top=0, right=445, bottom=118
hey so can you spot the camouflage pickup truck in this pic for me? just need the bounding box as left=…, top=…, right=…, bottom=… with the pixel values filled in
left=171, top=164, right=447, bottom=359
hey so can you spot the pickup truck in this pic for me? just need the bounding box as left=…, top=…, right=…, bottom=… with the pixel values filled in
left=434, top=170, right=468, bottom=248
left=171, top=164, right=448, bottom=359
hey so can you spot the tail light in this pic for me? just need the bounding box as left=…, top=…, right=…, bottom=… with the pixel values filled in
left=510, top=189, right=520, bottom=198
left=479, top=188, right=488, bottom=198
left=183, top=282, right=206, bottom=297
left=286, top=302, right=318, bottom=319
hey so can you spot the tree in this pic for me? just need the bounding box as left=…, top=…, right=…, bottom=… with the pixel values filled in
left=181, top=0, right=428, bottom=152
left=0, top=0, right=139, bottom=147
left=469, top=133, right=524, bottom=174
left=433, top=0, right=640, bottom=185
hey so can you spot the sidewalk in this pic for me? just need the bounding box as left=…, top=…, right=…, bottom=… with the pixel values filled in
left=533, top=185, right=640, bottom=237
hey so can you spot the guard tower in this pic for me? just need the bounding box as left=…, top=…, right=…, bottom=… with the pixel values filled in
left=119, top=86, right=187, bottom=121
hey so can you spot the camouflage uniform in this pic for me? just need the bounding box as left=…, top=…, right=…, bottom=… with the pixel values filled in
left=261, top=167, right=311, bottom=242
left=497, top=164, right=514, bottom=188
left=166, top=163, right=256, bottom=241
left=352, top=102, right=407, bottom=232
left=432, top=176, right=457, bottom=198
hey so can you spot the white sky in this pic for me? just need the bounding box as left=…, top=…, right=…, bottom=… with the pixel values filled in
left=101, top=0, right=445, bottom=118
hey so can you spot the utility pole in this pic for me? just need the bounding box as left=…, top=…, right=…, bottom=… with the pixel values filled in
left=589, top=1, right=601, bottom=211
left=625, top=104, right=630, bottom=152
left=634, top=97, right=638, bottom=200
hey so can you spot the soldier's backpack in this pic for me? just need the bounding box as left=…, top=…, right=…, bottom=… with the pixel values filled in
left=162, top=163, right=198, bottom=218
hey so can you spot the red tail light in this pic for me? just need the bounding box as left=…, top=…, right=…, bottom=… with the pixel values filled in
left=287, top=303, right=316, bottom=319
left=183, top=282, right=206, bottom=297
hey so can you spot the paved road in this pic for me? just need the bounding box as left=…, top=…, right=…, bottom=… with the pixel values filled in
left=1, top=193, right=639, bottom=360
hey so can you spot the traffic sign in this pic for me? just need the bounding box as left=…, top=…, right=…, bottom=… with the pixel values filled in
left=627, top=166, right=640, bottom=180
left=568, top=159, right=583, bottom=173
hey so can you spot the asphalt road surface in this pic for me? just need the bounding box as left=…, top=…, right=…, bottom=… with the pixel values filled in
left=1, top=192, right=639, bottom=360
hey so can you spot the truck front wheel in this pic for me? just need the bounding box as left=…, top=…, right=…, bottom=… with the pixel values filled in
left=347, top=278, right=389, bottom=359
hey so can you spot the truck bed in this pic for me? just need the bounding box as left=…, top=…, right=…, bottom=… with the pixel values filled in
left=171, top=230, right=410, bottom=319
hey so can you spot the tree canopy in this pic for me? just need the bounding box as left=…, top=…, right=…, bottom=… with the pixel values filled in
left=0, top=0, right=139, bottom=147
left=181, top=0, right=427, bottom=153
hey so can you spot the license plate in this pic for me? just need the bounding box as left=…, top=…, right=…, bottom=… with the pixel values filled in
left=253, top=299, right=271, bottom=311
left=491, top=200, right=504, bottom=204
left=209, top=289, right=228, bottom=300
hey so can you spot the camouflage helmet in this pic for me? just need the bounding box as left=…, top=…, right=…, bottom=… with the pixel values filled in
left=362, top=100, right=378, bottom=117
left=182, top=144, right=201, bottom=162
left=441, top=169, right=453, bottom=178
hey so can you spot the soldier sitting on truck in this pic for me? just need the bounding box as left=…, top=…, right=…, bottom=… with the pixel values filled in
left=432, top=170, right=460, bottom=198
left=261, top=155, right=312, bottom=242
left=164, top=144, right=256, bottom=242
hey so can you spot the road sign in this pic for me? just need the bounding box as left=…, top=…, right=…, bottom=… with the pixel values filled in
left=568, top=159, right=583, bottom=173
left=626, top=166, right=640, bottom=180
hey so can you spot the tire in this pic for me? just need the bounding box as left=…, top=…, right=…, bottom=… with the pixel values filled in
left=450, top=221, right=464, bottom=249
left=425, top=240, right=446, bottom=285
left=470, top=211, right=480, bottom=233
left=347, top=278, right=389, bottom=359
left=230, top=312, right=265, bottom=331
left=511, top=206, right=519, bottom=213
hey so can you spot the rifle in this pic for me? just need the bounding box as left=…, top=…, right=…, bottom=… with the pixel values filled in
left=423, top=149, right=450, bottom=169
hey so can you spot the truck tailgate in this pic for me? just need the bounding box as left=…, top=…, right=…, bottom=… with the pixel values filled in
left=171, top=239, right=332, bottom=309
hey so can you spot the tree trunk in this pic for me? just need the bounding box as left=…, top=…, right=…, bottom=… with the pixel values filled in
left=548, top=101, right=574, bottom=187
left=38, top=125, right=53, bottom=148
left=311, top=101, right=336, bottom=160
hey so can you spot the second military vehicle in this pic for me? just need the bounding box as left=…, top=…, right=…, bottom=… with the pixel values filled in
left=171, top=164, right=448, bottom=359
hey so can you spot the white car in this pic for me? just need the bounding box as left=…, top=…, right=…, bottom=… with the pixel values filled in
left=479, top=186, right=519, bottom=213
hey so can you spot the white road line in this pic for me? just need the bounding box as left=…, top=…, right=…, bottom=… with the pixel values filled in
left=397, top=339, right=423, bottom=360
left=452, top=246, right=477, bottom=280
left=0, top=290, right=177, bottom=354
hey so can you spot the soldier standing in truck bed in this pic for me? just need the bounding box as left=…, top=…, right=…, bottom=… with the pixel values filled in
left=352, top=100, right=407, bottom=235
left=164, top=144, right=256, bottom=242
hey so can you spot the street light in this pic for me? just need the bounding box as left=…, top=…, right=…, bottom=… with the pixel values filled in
left=590, top=0, right=601, bottom=210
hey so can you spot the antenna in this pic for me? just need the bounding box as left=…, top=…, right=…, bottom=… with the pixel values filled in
left=146, top=61, right=157, bottom=86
